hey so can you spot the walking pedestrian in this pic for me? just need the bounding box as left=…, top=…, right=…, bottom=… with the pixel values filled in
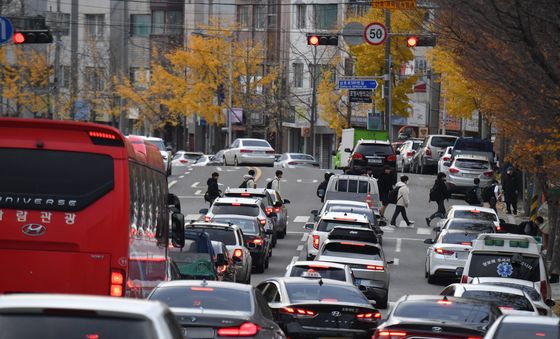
left=316, top=172, right=334, bottom=202
left=502, top=167, right=519, bottom=215
left=378, top=166, right=393, bottom=219
left=390, top=176, right=414, bottom=227
left=426, top=172, right=448, bottom=227
left=465, top=178, right=483, bottom=206
left=205, top=172, right=221, bottom=206
left=240, top=169, right=257, bottom=188
left=268, top=170, right=283, bottom=193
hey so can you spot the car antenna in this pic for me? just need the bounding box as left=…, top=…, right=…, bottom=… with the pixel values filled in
left=318, top=278, right=324, bottom=286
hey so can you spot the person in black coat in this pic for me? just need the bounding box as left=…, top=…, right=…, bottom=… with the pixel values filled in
left=426, top=172, right=448, bottom=226
left=205, top=172, right=221, bottom=206
left=316, top=172, right=334, bottom=202
left=378, top=166, right=394, bottom=218
left=502, top=167, right=518, bottom=215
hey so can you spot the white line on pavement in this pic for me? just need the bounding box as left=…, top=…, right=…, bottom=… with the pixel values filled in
left=191, top=182, right=199, bottom=188
left=291, top=256, right=299, bottom=265
left=179, top=175, right=184, bottom=179
left=416, top=227, right=432, bottom=235
left=168, top=180, right=177, bottom=188
left=300, top=233, right=309, bottom=242
left=185, top=214, right=201, bottom=220
left=380, top=226, right=395, bottom=233
left=216, top=167, right=223, bottom=171
left=184, top=171, right=190, bottom=175
left=297, top=179, right=302, bottom=183
left=287, top=231, right=305, bottom=235
left=312, top=179, right=318, bottom=183
left=194, top=190, right=202, bottom=195
left=297, top=245, right=303, bottom=251
left=384, top=237, right=425, bottom=242
left=395, top=238, right=402, bottom=253
left=293, top=216, right=309, bottom=223
left=393, top=258, right=400, bottom=265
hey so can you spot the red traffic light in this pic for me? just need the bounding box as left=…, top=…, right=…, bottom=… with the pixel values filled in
left=406, top=36, right=418, bottom=47
left=13, top=32, right=25, bottom=44
left=308, top=35, right=319, bottom=46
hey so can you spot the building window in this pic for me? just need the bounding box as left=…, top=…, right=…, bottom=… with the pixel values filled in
left=314, top=4, right=337, bottom=30
left=238, top=5, right=249, bottom=29
left=152, top=10, right=164, bottom=34
left=293, top=63, right=303, bottom=88
left=167, top=11, right=182, bottom=35
left=85, top=67, right=105, bottom=91
left=85, top=14, right=104, bottom=39
left=346, top=0, right=368, bottom=17
left=295, top=4, right=306, bottom=29
left=254, top=5, right=265, bottom=30
left=60, top=65, right=70, bottom=88
left=131, top=14, right=150, bottom=37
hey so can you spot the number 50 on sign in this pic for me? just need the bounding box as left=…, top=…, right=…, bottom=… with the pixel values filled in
left=364, top=22, right=387, bottom=46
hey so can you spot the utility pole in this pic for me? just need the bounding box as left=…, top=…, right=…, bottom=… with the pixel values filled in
left=310, top=45, right=317, bottom=158
left=227, top=39, right=233, bottom=145
left=52, top=0, right=62, bottom=120
left=384, top=9, right=392, bottom=141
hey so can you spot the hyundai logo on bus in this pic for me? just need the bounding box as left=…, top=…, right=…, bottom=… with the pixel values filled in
left=21, top=224, right=47, bottom=237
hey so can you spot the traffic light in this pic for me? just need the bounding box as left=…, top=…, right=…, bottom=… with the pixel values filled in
left=13, top=30, right=53, bottom=44
left=406, top=36, right=436, bottom=47
left=307, top=34, right=338, bottom=46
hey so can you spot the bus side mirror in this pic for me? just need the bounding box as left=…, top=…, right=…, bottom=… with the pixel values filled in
left=171, top=212, right=185, bottom=248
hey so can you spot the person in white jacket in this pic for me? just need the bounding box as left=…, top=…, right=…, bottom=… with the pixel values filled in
left=390, top=176, right=414, bottom=227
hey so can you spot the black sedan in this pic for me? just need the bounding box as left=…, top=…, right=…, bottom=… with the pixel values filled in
left=148, top=280, right=286, bottom=338
left=373, top=295, right=502, bottom=339
left=257, top=277, right=380, bottom=338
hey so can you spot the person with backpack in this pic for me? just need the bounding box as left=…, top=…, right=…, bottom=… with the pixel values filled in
left=390, top=176, right=414, bottom=227
left=316, top=172, right=333, bottom=202
left=378, top=166, right=394, bottom=219
left=482, top=179, right=499, bottom=211
left=426, top=172, right=448, bottom=227
left=240, top=169, right=257, bottom=189
left=267, top=170, right=283, bottom=193
left=205, top=172, right=221, bottom=206
left=465, top=178, right=483, bottom=206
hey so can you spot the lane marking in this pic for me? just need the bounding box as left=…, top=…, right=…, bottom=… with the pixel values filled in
left=393, top=258, right=400, bottom=265
left=194, top=190, right=202, bottom=195
left=185, top=214, right=201, bottom=220
left=185, top=172, right=191, bottom=175
left=297, top=245, right=303, bottom=251
left=168, top=180, right=177, bottom=188
left=287, top=231, right=305, bottom=235
left=395, top=238, right=402, bottom=253
left=416, top=227, right=432, bottom=235
left=293, top=216, right=310, bottom=223
left=179, top=175, right=184, bottom=179
left=291, top=256, right=299, bottom=265
left=381, top=226, right=395, bottom=233
left=297, top=179, right=302, bottom=183
left=301, top=233, right=309, bottom=242
left=191, top=182, right=200, bottom=188
left=216, top=167, right=223, bottom=171
left=384, top=237, right=425, bottom=242
left=312, top=179, right=318, bottom=183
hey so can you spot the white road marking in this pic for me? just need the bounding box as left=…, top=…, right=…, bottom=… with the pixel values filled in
left=216, top=167, right=223, bottom=171
left=168, top=180, right=177, bottom=188
left=384, top=237, right=425, bottom=242
left=312, top=179, right=318, bottom=183
left=392, top=258, right=400, bottom=266
left=293, top=216, right=309, bottom=223
left=395, top=238, right=402, bottom=253
left=287, top=231, right=305, bottom=235
left=297, top=179, right=302, bottom=183
left=291, top=256, right=299, bottom=265
left=300, top=233, right=309, bottom=242
left=185, top=214, right=201, bottom=221
left=194, top=190, right=202, bottom=195
left=235, top=167, right=241, bottom=170
left=297, top=245, right=303, bottom=251
left=191, top=182, right=200, bottom=188
left=416, top=227, right=432, bottom=235
left=178, top=196, right=203, bottom=199
left=380, top=226, right=395, bottom=233
left=179, top=175, right=184, bottom=179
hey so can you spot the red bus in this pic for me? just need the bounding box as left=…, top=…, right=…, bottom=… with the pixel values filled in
left=0, top=118, right=185, bottom=298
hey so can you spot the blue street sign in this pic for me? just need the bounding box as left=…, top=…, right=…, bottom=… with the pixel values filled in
left=337, top=79, right=378, bottom=90
left=0, top=16, right=13, bottom=45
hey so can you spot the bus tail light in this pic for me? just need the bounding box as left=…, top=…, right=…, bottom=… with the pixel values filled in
left=110, top=270, right=125, bottom=297
left=312, top=235, right=320, bottom=249
left=217, top=322, right=261, bottom=337
left=88, top=131, right=124, bottom=147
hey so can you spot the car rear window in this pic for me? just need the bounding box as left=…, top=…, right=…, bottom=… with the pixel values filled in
left=291, top=154, right=314, bottom=160
left=482, top=283, right=541, bottom=301
left=322, top=243, right=381, bottom=260
left=285, top=283, right=367, bottom=304
left=461, top=290, right=534, bottom=311
left=491, top=323, right=559, bottom=338
left=441, top=232, right=482, bottom=245
left=454, top=210, right=497, bottom=222
left=212, top=204, right=259, bottom=217
left=430, top=136, right=457, bottom=148
left=0, top=314, right=156, bottom=339
left=212, top=217, right=259, bottom=235
left=146, top=139, right=165, bottom=151
left=289, top=266, right=347, bottom=281
left=393, top=301, right=492, bottom=324
left=150, top=286, right=252, bottom=312
left=454, top=159, right=490, bottom=170
left=195, top=228, right=237, bottom=245
left=411, top=142, right=421, bottom=150
left=336, top=179, right=369, bottom=193
left=242, top=140, right=270, bottom=147
left=468, top=253, right=541, bottom=281
left=447, top=220, right=495, bottom=233
left=355, top=144, right=393, bottom=156
left=317, top=219, right=369, bottom=232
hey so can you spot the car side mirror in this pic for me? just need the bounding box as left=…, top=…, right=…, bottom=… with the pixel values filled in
left=455, top=267, right=464, bottom=277
left=283, top=199, right=290, bottom=204
left=304, top=223, right=314, bottom=230
left=387, top=260, right=394, bottom=265
left=216, top=253, right=227, bottom=266
left=545, top=299, right=556, bottom=307
left=443, top=162, right=451, bottom=167
left=311, top=210, right=318, bottom=216
left=424, top=238, right=434, bottom=244
left=344, top=148, right=352, bottom=153
left=199, top=208, right=209, bottom=214
left=433, top=227, right=441, bottom=233
left=171, top=212, right=185, bottom=248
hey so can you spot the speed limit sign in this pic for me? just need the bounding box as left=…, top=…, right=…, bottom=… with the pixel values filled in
left=364, top=22, right=387, bottom=46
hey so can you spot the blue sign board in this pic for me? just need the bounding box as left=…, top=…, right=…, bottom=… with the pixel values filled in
left=0, top=16, right=13, bottom=45
left=337, top=79, right=378, bottom=90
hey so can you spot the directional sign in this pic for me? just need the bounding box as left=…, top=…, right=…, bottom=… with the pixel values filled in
left=371, top=0, right=417, bottom=9
left=349, top=90, right=373, bottom=103
left=364, top=22, right=387, bottom=46
left=0, top=17, right=13, bottom=45
left=337, top=79, right=378, bottom=90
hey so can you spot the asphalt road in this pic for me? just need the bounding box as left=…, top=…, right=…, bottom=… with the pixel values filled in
left=168, top=164, right=469, bottom=310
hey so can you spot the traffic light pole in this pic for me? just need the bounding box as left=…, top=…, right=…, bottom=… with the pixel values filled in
left=384, top=9, right=392, bottom=142
left=310, top=45, right=317, bottom=158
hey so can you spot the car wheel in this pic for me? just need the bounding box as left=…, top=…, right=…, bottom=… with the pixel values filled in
left=427, top=272, right=438, bottom=284
left=377, top=295, right=388, bottom=309
left=277, top=229, right=285, bottom=239
left=271, top=234, right=277, bottom=247
left=234, top=156, right=239, bottom=166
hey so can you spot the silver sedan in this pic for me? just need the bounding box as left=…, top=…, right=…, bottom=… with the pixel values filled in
left=223, top=138, right=275, bottom=166
left=275, top=153, right=319, bottom=168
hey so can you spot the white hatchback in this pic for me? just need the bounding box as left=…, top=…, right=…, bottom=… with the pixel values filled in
left=436, top=205, right=501, bottom=230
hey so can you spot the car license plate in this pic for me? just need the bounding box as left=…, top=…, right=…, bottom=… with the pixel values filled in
left=354, top=278, right=363, bottom=285
left=182, top=328, right=214, bottom=338
left=368, top=158, right=383, bottom=164
left=456, top=252, right=468, bottom=259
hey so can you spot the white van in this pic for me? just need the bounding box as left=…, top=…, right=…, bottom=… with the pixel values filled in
left=323, top=174, right=381, bottom=211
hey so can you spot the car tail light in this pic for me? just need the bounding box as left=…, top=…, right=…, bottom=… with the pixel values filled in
left=498, top=306, right=513, bottom=311
left=376, top=330, right=407, bottom=338
left=483, top=171, right=494, bottom=177
left=460, top=242, right=472, bottom=246
left=352, top=153, right=364, bottom=160
left=233, top=249, right=243, bottom=258
left=467, top=337, right=483, bottom=339
left=110, top=270, right=125, bottom=297
left=425, top=148, right=432, bottom=156
left=258, top=218, right=266, bottom=225
left=218, top=265, right=227, bottom=273
left=540, top=280, right=548, bottom=300
left=312, top=235, right=320, bottom=249
left=356, top=312, right=381, bottom=322
left=275, top=207, right=281, bottom=213
left=442, top=156, right=450, bottom=161
left=241, top=193, right=251, bottom=196
left=437, top=299, right=453, bottom=305
left=407, top=151, right=414, bottom=157
left=204, top=216, right=211, bottom=222
left=387, top=154, right=397, bottom=162
left=217, top=322, right=261, bottom=337
left=266, top=150, right=275, bottom=154
left=448, top=167, right=460, bottom=173
left=240, top=149, right=253, bottom=153
left=461, top=275, right=468, bottom=283
left=191, top=287, right=214, bottom=291
left=288, top=161, right=296, bottom=165
left=179, top=159, right=188, bottom=164
left=340, top=242, right=366, bottom=246
left=367, top=265, right=385, bottom=271
left=252, top=237, right=263, bottom=245
left=232, top=202, right=241, bottom=206
left=496, top=225, right=502, bottom=232
left=435, top=248, right=455, bottom=255
left=281, top=307, right=316, bottom=317
left=265, top=207, right=273, bottom=215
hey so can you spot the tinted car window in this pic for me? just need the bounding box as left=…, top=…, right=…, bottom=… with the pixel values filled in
left=358, top=181, right=369, bottom=193
left=317, top=219, right=369, bottom=232
left=242, top=140, right=271, bottom=147
left=491, top=323, right=559, bottom=339
left=212, top=204, right=260, bottom=217
left=289, top=266, right=346, bottom=281
left=447, top=220, right=495, bottom=233
left=483, top=283, right=540, bottom=301
left=355, top=144, right=393, bottom=156
left=348, top=179, right=358, bottom=192
left=322, top=243, right=381, bottom=260
left=0, top=314, right=156, bottom=339
left=330, top=207, right=374, bottom=225
left=393, top=301, right=492, bottom=324
left=212, top=217, right=259, bottom=235
left=454, top=210, right=497, bottom=221
left=337, top=179, right=348, bottom=192
left=461, top=291, right=533, bottom=311
left=468, top=253, right=541, bottom=281
left=411, top=142, right=421, bottom=150
left=441, top=232, right=481, bottom=244
left=291, top=154, right=314, bottom=160
left=430, top=137, right=457, bottom=148
left=455, top=159, right=490, bottom=170
left=146, top=139, right=165, bottom=151
left=150, top=287, right=252, bottom=312
left=195, top=228, right=236, bottom=245
left=286, top=283, right=367, bottom=304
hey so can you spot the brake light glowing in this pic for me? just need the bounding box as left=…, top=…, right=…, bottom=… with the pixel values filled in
left=218, top=265, right=227, bottom=273
left=498, top=306, right=513, bottom=310
left=352, top=153, right=364, bottom=160
left=111, top=271, right=124, bottom=284
left=252, top=238, right=263, bottom=245
left=377, top=330, right=407, bottom=337
left=437, top=299, right=452, bottom=305
left=340, top=242, right=365, bottom=246
left=281, top=307, right=316, bottom=316
left=231, top=202, right=241, bottom=206
left=89, top=131, right=116, bottom=139
left=461, top=275, right=468, bottom=283
left=265, top=207, right=273, bottom=214
left=467, top=337, right=483, bottom=339
left=387, top=154, right=397, bottom=162
left=110, top=270, right=125, bottom=297
left=239, top=149, right=253, bottom=153
left=356, top=312, right=381, bottom=320
left=275, top=207, right=281, bottom=213
left=448, top=167, right=460, bottom=173
left=333, top=217, right=358, bottom=221
left=86, top=335, right=100, bottom=339
left=241, top=193, right=251, bottom=196
left=313, top=235, right=320, bottom=249
left=204, top=216, right=211, bottom=222
left=217, top=322, right=261, bottom=336
left=258, top=218, right=266, bottom=225
left=308, top=264, right=329, bottom=269
left=367, top=265, right=385, bottom=271
left=483, top=171, right=494, bottom=177
left=191, top=287, right=214, bottom=291
left=442, top=156, right=450, bottom=161
left=534, top=333, right=546, bottom=337
left=233, top=249, right=243, bottom=258
left=540, top=280, right=548, bottom=300
left=110, top=285, right=123, bottom=297
left=496, top=225, right=502, bottom=232
left=435, top=248, right=455, bottom=255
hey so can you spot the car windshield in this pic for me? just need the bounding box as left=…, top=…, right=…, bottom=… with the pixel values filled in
left=447, top=220, right=495, bottom=233
left=212, top=217, right=259, bottom=235
left=317, top=219, right=369, bottom=232
left=455, top=159, right=490, bottom=170
left=242, top=140, right=270, bottom=147
left=194, top=228, right=236, bottom=245
left=468, top=253, right=541, bottom=281
left=482, top=283, right=541, bottom=301
left=491, top=323, right=559, bottom=339
left=441, top=232, right=481, bottom=245
left=454, top=210, right=497, bottom=222
left=150, top=286, right=252, bottom=312
left=0, top=314, right=156, bottom=339
left=289, top=266, right=347, bottom=281
left=321, top=243, right=381, bottom=260
left=290, top=154, right=314, bottom=160
left=146, top=139, right=165, bottom=151
left=393, top=301, right=492, bottom=324
left=461, top=290, right=533, bottom=311
left=430, top=136, right=457, bottom=148
left=286, top=282, right=367, bottom=304
left=212, top=204, right=260, bottom=217
left=355, top=144, right=393, bottom=156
